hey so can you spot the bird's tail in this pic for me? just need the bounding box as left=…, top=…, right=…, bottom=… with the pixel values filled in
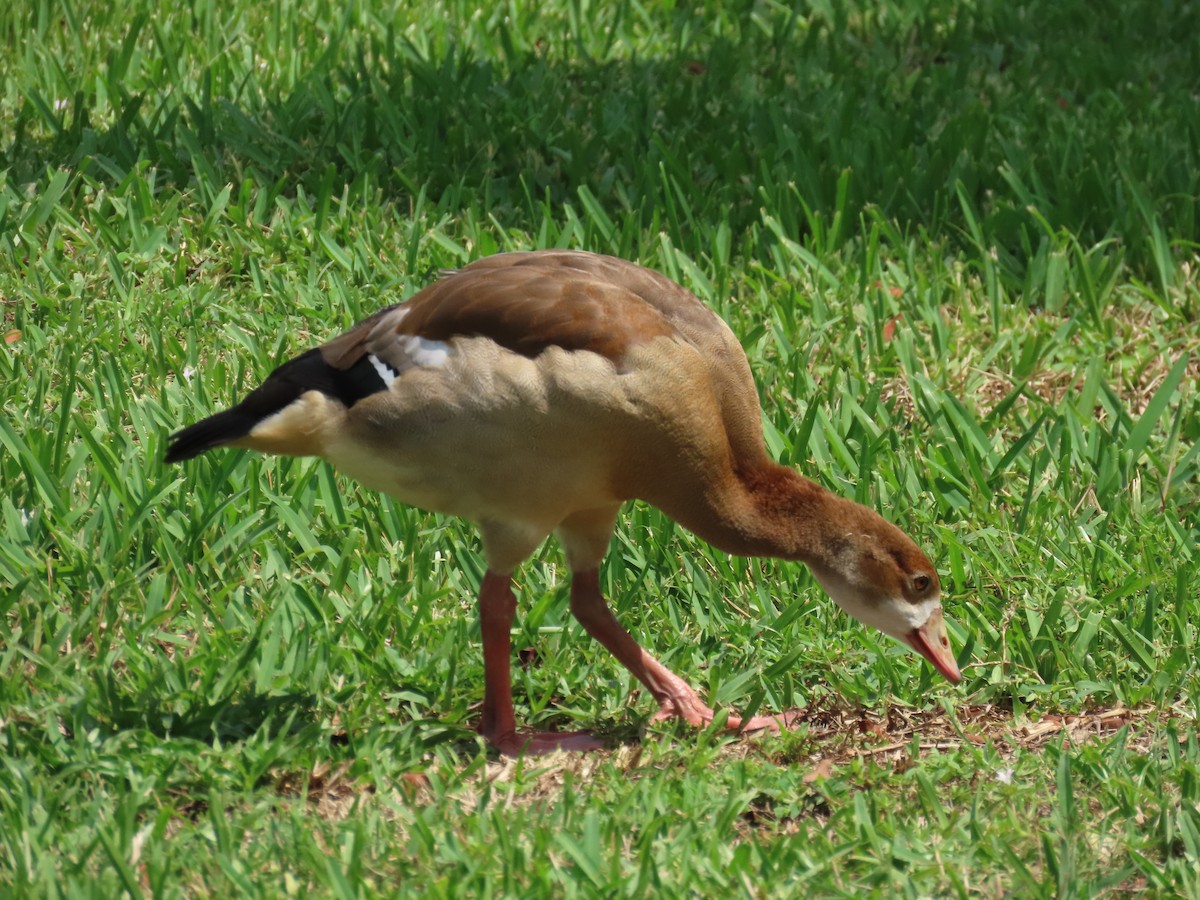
left=164, top=353, right=322, bottom=463
left=165, top=349, right=359, bottom=463
left=164, top=407, right=264, bottom=463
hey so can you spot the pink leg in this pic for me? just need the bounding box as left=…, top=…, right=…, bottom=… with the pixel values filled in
left=478, top=571, right=605, bottom=756
left=569, top=570, right=794, bottom=733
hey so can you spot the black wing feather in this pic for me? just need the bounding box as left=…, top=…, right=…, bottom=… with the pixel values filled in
left=164, top=349, right=391, bottom=463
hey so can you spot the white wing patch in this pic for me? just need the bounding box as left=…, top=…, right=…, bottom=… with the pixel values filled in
left=368, top=354, right=397, bottom=387
left=367, top=333, right=451, bottom=387
left=400, top=335, right=450, bottom=367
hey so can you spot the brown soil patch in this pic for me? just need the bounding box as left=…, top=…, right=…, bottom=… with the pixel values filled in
left=759, top=701, right=1179, bottom=774
left=282, top=701, right=1187, bottom=818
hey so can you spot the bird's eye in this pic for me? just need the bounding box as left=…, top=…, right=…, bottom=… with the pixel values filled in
left=912, top=574, right=931, bottom=592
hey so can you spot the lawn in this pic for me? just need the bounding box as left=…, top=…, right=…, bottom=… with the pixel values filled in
left=2, top=0, right=1199, bottom=895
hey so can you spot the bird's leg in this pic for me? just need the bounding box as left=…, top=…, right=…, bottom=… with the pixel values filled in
left=478, top=571, right=519, bottom=743
left=569, top=570, right=793, bottom=734
left=477, top=570, right=605, bottom=756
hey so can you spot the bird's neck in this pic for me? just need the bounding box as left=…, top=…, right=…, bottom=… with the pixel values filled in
left=667, top=463, right=845, bottom=564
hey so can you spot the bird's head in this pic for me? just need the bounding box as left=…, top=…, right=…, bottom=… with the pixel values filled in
left=808, top=513, right=961, bottom=684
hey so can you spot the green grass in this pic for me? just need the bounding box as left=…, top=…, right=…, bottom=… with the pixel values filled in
left=2, top=0, right=1199, bottom=894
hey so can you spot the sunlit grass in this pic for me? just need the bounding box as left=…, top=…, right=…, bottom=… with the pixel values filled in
left=2, top=0, right=1199, bottom=895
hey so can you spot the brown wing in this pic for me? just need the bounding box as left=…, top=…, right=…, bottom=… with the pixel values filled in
left=449, top=250, right=725, bottom=340
left=456, top=252, right=768, bottom=465
left=317, top=251, right=769, bottom=465
left=318, top=251, right=683, bottom=372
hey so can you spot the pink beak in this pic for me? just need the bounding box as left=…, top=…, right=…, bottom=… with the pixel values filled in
left=904, top=607, right=961, bottom=683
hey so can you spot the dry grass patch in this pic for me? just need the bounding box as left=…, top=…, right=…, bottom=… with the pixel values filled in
left=285, top=701, right=1190, bottom=821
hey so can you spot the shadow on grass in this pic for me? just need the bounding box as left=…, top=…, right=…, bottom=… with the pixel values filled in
left=3, top=2, right=1197, bottom=269
left=93, top=684, right=324, bottom=745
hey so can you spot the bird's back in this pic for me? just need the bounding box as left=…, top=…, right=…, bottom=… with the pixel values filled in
left=450, top=251, right=770, bottom=464
left=168, top=251, right=772, bottom=530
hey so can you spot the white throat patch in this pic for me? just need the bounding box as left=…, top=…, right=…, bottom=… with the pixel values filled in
left=816, top=572, right=940, bottom=640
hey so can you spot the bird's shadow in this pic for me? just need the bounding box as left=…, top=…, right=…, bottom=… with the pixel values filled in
left=70, top=665, right=645, bottom=764
left=86, top=682, right=325, bottom=747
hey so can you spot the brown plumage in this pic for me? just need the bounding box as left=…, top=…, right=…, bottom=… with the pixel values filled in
left=167, top=250, right=961, bottom=756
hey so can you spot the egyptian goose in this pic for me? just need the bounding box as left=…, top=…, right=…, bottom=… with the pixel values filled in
left=166, top=250, right=960, bottom=755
